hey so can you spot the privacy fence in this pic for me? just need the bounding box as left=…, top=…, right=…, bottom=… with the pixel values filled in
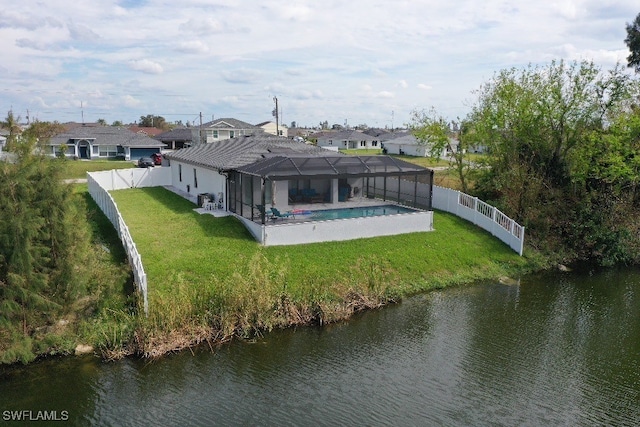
left=87, top=168, right=172, bottom=315
left=432, top=185, right=525, bottom=255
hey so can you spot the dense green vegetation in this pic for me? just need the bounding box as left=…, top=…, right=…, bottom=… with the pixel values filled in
left=0, top=148, right=132, bottom=364
left=413, top=60, right=640, bottom=266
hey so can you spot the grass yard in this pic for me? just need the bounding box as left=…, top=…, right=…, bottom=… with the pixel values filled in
left=112, top=187, right=532, bottom=300
left=107, top=186, right=540, bottom=355
left=61, top=159, right=136, bottom=179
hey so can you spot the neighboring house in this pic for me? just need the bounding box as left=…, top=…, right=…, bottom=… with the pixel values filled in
left=363, top=128, right=392, bottom=138
left=201, top=118, right=263, bottom=143
left=314, top=130, right=380, bottom=150
left=47, top=125, right=166, bottom=160
left=255, top=121, right=285, bottom=136
left=286, top=127, right=313, bottom=140
left=382, top=133, right=459, bottom=158
left=128, top=126, right=165, bottom=138
left=155, top=127, right=199, bottom=150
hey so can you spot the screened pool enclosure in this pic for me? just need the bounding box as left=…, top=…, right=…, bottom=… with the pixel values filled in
left=227, top=155, right=434, bottom=225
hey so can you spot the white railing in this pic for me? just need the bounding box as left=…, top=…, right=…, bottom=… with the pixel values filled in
left=432, top=185, right=525, bottom=255
left=86, top=168, right=172, bottom=315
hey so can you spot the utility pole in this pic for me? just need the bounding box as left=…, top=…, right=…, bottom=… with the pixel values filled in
left=272, top=96, right=279, bottom=136
left=199, top=112, right=203, bottom=144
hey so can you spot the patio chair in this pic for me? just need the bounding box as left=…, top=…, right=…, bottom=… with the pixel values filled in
left=270, top=207, right=295, bottom=220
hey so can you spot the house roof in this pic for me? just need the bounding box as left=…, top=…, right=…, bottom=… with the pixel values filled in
left=155, top=127, right=199, bottom=142
left=201, top=118, right=261, bottom=130
left=164, top=136, right=335, bottom=170
left=316, top=130, right=378, bottom=141
left=48, top=125, right=166, bottom=148
left=235, top=154, right=431, bottom=180
left=128, top=126, right=165, bottom=137
left=382, top=134, right=420, bottom=145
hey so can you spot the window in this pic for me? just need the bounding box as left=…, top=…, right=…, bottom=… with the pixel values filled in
left=99, top=145, right=118, bottom=157
left=359, top=140, right=366, bottom=147
left=193, top=168, right=198, bottom=188
left=229, top=131, right=235, bottom=139
left=213, top=130, right=218, bottom=138
left=372, top=141, right=378, bottom=147
left=179, top=164, right=182, bottom=182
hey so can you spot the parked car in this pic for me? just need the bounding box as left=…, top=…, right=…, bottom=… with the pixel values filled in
left=137, top=157, right=155, bottom=168
left=151, top=153, right=163, bottom=165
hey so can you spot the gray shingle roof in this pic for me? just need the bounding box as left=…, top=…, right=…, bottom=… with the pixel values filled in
left=155, top=127, right=199, bottom=142
left=201, top=118, right=261, bottom=130
left=48, top=125, right=165, bottom=148
left=316, top=130, right=378, bottom=141
left=164, top=136, right=339, bottom=170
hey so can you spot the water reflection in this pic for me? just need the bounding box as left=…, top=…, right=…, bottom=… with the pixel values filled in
left=1, top=268, right=639, bottom=426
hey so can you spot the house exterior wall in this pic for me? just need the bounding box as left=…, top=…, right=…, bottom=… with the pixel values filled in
left=384, top=142, right=429, bottom=157
left=204, top=128, right=254, bottom=143
left=170, top=160, right=226, bottom=203
left=259, top=122, right=279, bottom=136
left=316, top=137, right=378, bottom=150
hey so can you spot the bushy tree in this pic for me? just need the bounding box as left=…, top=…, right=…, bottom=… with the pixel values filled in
left=139, top=114, right=169, bottom=130
left=409, top=108, right=478, bottom=192
left=467, top=60, right=640, bottom=262
left=0, top=140, right=92, bottom=362
left=625, top=12, right=640, bottom=73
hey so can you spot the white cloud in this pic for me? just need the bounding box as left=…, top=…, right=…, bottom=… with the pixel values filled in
left=129, top=59, right=163, bottom=74
left=0, top=0, right=632, bottom=126
left=376, top=91, right=395, bottom=99
left=122, top=95, right=141, bottom=107
left=178, top=40, right=209, bottom=54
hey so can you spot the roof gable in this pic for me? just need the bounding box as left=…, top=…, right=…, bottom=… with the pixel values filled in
left=201, top=118, right=260, bottom=130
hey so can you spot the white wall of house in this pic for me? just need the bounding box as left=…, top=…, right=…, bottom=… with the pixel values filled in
left=316, top=137, right=379, bottom=150
left=384, top=142, right=429, bottom=157
left=259, top=122, right=284, bottom=136
left=170, top=160, right=226, bottom=205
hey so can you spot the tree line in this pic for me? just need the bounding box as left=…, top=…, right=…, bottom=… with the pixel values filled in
left=411, top=59, right=640, bottom=265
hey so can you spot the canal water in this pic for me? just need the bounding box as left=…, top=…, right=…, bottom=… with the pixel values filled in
left=2, top=268, right=640, bottom=426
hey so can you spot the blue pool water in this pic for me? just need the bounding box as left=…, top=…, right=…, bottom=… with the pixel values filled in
left=305, top=205, right=417, bottom=221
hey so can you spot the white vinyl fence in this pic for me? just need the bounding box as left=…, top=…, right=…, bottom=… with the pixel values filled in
left=87, top=168, right=172, bottom=314
left=432, top=185, right=525, bottom=255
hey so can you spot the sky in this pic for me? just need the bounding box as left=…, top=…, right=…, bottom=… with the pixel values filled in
left=0, top=0, right=637, bottom=128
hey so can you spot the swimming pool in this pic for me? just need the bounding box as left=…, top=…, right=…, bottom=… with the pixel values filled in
left=301, top=205, right=418, bottom=221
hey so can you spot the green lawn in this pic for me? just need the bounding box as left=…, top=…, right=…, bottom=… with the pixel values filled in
left=112, top=187, right=532, bottom=300
left=61, top=159, right=136, bottom=179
